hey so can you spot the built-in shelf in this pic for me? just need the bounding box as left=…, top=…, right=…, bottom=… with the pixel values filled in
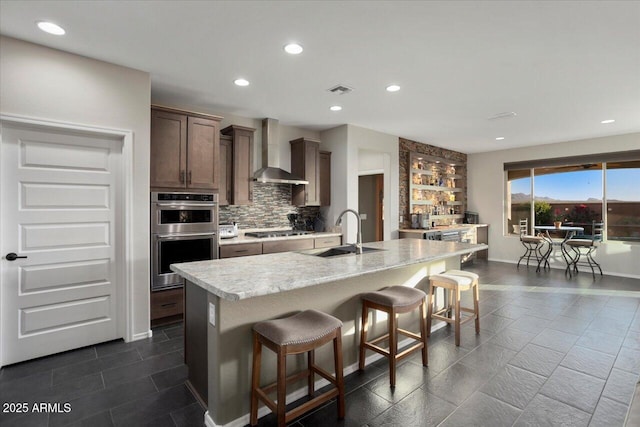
left=409, top=151, right=464, bottom=223
left=430, top=214, right=465, bottom=219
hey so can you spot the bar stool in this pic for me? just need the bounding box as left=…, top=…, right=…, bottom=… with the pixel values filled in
left=427, top=272, right=480, bottom=346
left=517, top=218, right=546, bottom=270
left=359, top=286, right=428, bottom=387
left=250, top=309, right=345, bottom=427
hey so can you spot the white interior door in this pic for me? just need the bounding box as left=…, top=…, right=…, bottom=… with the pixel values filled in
left=0, top=121, right=123, bottom=365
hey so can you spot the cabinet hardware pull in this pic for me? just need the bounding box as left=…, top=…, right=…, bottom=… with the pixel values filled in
left=187, top=171, right=192, bottom=185
left=180, top=171, right=185, bottom=183
left=155, top=203, right=217, bottom=208
left=235, top=249, right=248, bottom=253
left=161, top=303, right=177, bottom=308
left=157, top=232, right=216, bottom=239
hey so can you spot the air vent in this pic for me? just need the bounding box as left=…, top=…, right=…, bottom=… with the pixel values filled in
left=488, top=111, right=517, bottom=120
left=327, top=84, right=354, bottom=95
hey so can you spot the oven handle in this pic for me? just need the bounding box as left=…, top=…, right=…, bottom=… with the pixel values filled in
left=154, top=203, right=217, bottom=208
left=156, top=232, right=217, bottom=239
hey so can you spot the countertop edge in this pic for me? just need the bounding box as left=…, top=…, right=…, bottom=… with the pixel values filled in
left=173, top=241, right=488, bottom=302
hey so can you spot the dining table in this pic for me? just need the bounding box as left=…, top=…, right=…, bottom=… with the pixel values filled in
left=534, top=225, right=585, bottom=240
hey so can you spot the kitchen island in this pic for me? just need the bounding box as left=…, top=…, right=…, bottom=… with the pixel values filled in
left=171, top=238, right=487, bottom=427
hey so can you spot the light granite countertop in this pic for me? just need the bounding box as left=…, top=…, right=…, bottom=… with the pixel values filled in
left=171, top=239, right=488, bottom=301
left=219, top=230, right=342, bottom=246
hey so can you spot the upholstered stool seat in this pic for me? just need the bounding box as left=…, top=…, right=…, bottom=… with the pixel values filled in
left=250, top=309, right=345, bottom=427
left=427, top=272, right=480, bottom=346
left=359, top=286, right=428, bottom=387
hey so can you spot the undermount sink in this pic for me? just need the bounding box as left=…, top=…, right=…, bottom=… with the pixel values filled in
left=306, top=245, right=385, bottom=258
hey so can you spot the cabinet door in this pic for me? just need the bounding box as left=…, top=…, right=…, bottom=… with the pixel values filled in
left=304, top=141, right=320, bottom=205
left=233, top=129, right=253, bottom=205
left=219, top=137, right=232, bottom=205
left=262, top=238, right=314, bottom=254
left=291, top=138, right=320, bottom=206
left=319, top=151, right=331, bottom=206
left=219, top=243, right=262, bottom=258
left=151, top=110, right=187, bottom=189
left=187, top=117, right=219, bottom=189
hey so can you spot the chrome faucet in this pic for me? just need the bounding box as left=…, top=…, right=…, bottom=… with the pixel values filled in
left=336, top=209, right=363, bottom=254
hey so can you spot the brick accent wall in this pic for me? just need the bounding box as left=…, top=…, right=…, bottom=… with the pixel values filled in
left=219, top=183, right=320, bottom=230
left=399, top=138, right=467, bottom=229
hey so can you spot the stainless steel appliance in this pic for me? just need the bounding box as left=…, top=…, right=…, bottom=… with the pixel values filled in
left=151, top=192, right=218, bottom=291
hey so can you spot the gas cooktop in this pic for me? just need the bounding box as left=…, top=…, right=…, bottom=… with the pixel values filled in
left=244, top=230, right=312, bottom=238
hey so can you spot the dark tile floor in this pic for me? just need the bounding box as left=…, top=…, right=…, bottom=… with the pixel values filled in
left=1, top=261, right=639, bottom=427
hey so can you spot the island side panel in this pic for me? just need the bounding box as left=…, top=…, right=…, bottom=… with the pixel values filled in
left=184, top=281, right=209, bottom=406
left=209, top=256, right=458, bottom=425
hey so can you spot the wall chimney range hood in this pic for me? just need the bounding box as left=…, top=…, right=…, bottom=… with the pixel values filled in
left=253, top=118, right=309, bottom=185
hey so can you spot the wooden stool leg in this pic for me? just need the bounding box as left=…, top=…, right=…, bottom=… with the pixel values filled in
left=308, top=349, right=315, bottom=396
left=359, top=302, right=369, bottom=370
left=420, top=299, right=428, bottom=367
left=276, top=349, right=287, bottom=427
left=334, top=331, right=345, bottom=419
left=426, top=282, right=434, bottom=336
left=473, top=282, right=480, bottom=334
left=388, top=309, right=397, bottom=387
left=250, top=333, right=262, bottom=426
left=454, top=287, right=461, bottom=346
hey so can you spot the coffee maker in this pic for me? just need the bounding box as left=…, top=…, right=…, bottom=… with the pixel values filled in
left=411, top=213, right=430, bottom=229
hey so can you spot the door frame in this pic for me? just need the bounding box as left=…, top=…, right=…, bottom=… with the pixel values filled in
left=0, top=114, right=135, bottom=367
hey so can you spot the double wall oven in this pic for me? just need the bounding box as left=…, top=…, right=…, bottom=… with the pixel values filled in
left=151, top=192, right=218, bottom=292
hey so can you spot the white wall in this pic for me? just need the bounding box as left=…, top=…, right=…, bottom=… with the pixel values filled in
left=0, top=36, right=152, bottom=336
left=321, top=125, right=398, bottom=242
left=359, top=149, right=385, bottom=173
left=468, top=132, right=640, bottom=277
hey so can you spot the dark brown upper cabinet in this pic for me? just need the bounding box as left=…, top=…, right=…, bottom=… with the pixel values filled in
left=319, top=150, right=331, bottom=206
left=150, top=105, right=221, bottom=190
left=219, top=135, right=233, bottom=205
left=290, top=137, right=320, bottom=206
left=220, top=125, right=255, bottom=205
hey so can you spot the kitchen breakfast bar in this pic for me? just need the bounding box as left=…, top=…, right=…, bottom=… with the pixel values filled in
left=171, top=238, right=487, bottom=427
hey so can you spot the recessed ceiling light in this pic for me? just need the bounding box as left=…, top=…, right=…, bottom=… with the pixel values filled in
left=495, top=137, right=505, bottom=140
left=386, top=85, right=401, bottom=92
left=284, top=43, right=303, bottom=55
left=234, top=78, right=250, bottom=87
left=601, top=119, right=615, bottom=124
left=37, top=21, right=65, bottom=35
left=330, top=105, right=342, bottom=112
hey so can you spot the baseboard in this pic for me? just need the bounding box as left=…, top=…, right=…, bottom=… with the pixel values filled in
left=130, top=330, right=153, bottom=341
left=486, top=257, right=640, bottom=279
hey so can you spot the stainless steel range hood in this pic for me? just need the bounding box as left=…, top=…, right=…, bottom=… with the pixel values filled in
left=253, top=118, right=309, bottom=185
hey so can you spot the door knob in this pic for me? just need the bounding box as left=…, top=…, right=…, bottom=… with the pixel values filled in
left=5, top=253, right=27, bottom=261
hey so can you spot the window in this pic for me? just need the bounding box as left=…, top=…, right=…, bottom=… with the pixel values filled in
left=504, top=152, right=640, bottom=242
left=506, top=169, right=531, bottom=234
left=606, top=161, right=640, bottom=241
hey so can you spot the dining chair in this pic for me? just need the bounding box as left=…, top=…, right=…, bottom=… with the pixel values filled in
left=517, top=218, right=546, bottom=271
left=561, top=221, right=603, bottom=278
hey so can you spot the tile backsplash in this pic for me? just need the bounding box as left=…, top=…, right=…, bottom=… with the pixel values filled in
left=219, top=183, right=321, bottom=230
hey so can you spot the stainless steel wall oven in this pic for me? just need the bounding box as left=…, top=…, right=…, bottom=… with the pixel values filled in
left=151, top=192, right=218, bottom=291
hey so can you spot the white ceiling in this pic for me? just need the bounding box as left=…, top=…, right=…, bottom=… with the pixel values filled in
left=1, top=0, right=639, bottom=153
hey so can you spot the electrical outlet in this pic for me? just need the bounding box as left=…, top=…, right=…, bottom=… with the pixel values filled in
left=360, top=213, right=367, bottom=220
left=209, top=302, right=216, bottom=327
